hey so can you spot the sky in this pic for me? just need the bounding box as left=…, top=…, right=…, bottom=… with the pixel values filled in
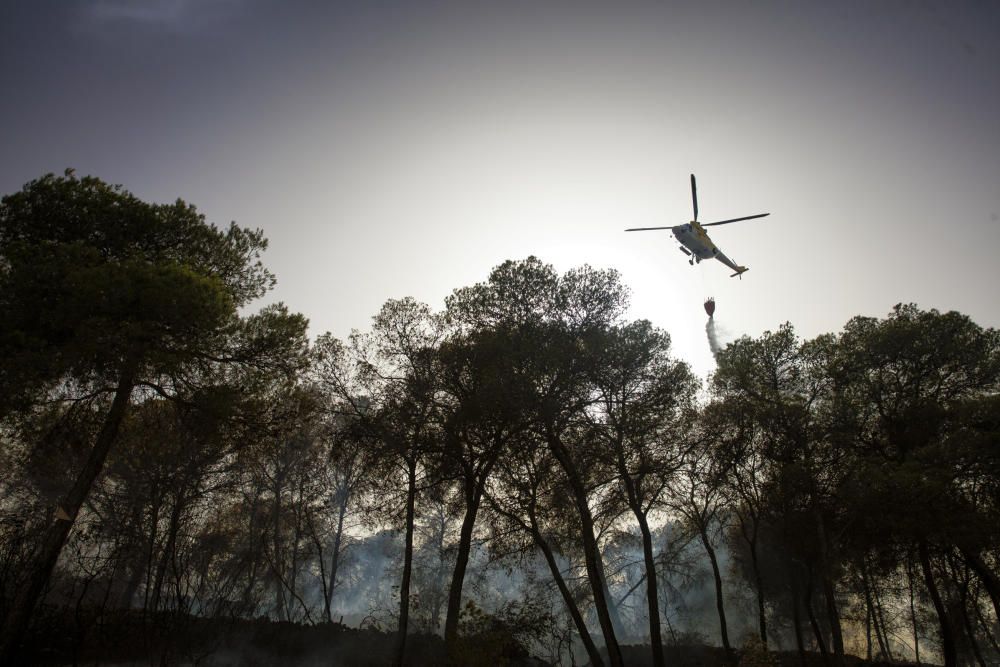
left=2, top=0, right=999, bottom=379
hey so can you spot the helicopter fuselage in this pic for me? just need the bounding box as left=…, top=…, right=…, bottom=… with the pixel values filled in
left=672, top=220, right=747, bottom=276
left=672, top=221, right=718, bottom=260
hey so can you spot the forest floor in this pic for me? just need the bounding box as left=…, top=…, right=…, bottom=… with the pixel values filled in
left=17, top=607, right=921, bottom=666
left=616, top=643, right=916, bottom=667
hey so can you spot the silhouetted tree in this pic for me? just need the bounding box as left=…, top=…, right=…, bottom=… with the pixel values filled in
left=432, top=327, right=529, bottom=658
left=485, top=430, right=606, bottom=666
left=713, top=324, right=850, bottom=666
left=314, top=298, right=443, bottom=667
left=831, top=304, right=1000, bottom=667
left=587, top=320, right=697, bottom=667
left=447, top=257, right=630, bottom=667
left=710, top=398, right=773, bottom=648
left=305, top=409, right=369, bottom=624
left=669, top=427, right=734, bottom=656
left=0, top=172, right=308, bottom=662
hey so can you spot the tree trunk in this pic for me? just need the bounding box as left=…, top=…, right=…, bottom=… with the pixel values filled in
left=822, top=575, right=844, bottom=662
left=861, top=561, right=889, bottom=661
left=118, top=504, right=151, bottom=609
left=864, top=600, right=872, bottom=661
left=149, top=495, right=185, bottom=614
left=594, top=541, right=627, bottom=641
left=750, top=540, right=768, bottom=649
left=871, top=570, right=894, bottom=662
left=141, top=498, right=162, bottom=613
left=636, top=512, right=664, bottom=667
left=957, top=584, right=987, bottom=667
left=529, top=514, right=604, bottom=667
left=547, top=434, right=623, bottom=667
left=288, top=475, right=307, bottom=620
left=392, top=460, right=417, bottom=667
left=918, top=540, right=956, bottom=667
left=272, top=475, right=287, bottom=622
left=960, top=546, right=1000, bottom=622
left=429, top=508, right=448, bottom=632
left=814, top=510, right=844, bottom=666
left=738, top=512, right=768, bottom=648
left=972, top=588, right=1000, bottom=656
left=325, top=486, right=350, bottom=622
left=309, top=512, right=331, bottom=624
left=120, top=552, right=147, bottom=611
left=699, top=526, right=732, bottom=653
left=804, top=573, right=830, bottom=665
left=790, top=573, right=807, bottom=667
left=614, top=445, right=661, bottom=663
left=444, top=484, right=482, bottom=658
left=0, top=366, right=135, bottom=665
left=239, top=490, right=262, bottom=616
left=907, top=556, right=921, bottom=665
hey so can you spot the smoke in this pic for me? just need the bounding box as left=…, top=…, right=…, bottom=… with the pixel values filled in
left=706, top=316, right=722, bottom=359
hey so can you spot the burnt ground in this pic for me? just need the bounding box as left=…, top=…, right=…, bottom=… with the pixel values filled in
left=615, top=643, right=916, bottom=667
left=12, top=607, right=921, bottom=666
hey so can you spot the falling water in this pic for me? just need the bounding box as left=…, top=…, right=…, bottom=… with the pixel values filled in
left=706, top=316, right=722, bottom=359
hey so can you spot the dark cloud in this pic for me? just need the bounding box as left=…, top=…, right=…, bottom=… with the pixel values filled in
left=79, top=0, right=247, bottom=32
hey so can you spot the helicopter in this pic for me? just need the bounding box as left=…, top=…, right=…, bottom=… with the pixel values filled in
left=626, top=175, right=769, bottom=277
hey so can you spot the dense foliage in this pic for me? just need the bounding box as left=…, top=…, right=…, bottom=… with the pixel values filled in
left=1, top=174, right=997, bottom=666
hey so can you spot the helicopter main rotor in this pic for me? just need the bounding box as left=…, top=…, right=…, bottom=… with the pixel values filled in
left=624, top=174, right=769, bottom=232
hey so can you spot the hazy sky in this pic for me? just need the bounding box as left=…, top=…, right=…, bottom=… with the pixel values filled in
left=3, top=0, right=998, bottom=378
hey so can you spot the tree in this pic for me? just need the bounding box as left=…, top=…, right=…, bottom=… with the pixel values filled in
left=712, top=324, right=850, bottom=666
left=313, top=297, right=443, bottom=667
left=484, top=429, right=607, bottom=667
left=447, top=257, right=630, bottom=667
left=710, top=398, right=773, bottom=649
left=832, top=304, right=1000, bottom=667
left=242, top=387, right=326, bottom=623
left=99, top=394, right=240, bottom=617
left=587, top=320, right=698, bottom=667
left=306, top=409, right=369, bottom=624
left=432, top=327, right=529, bottom=656
left=0, top=172, right=308, bottom=662
left=669, top=427, right=734, bottom=656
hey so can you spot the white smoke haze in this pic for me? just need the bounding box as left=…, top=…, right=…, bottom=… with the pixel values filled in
left=304, top=516, right=770, bottom=664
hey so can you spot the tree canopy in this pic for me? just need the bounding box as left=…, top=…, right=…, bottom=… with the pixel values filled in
left=1, top=172, right=999, bottom=667
left=0, top=172, right=308, bottom=662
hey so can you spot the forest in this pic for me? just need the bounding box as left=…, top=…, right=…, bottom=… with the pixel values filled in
left=1, top=173, right=998, bottom=667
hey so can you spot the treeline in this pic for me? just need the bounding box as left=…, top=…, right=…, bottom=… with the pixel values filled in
left=1, top=173, right=998, bottom=666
